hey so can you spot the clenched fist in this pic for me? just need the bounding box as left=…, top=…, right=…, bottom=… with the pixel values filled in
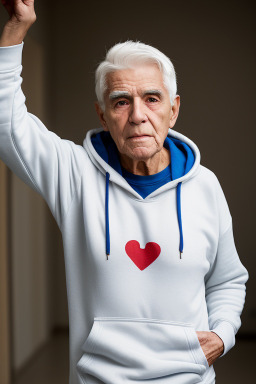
left=2, top=0, right=36, bottom=26
left=0, top=0, right=36, bottom=46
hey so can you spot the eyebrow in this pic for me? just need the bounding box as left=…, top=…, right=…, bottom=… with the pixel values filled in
left=109, top=89, right=163, bottom=101
left=142, top=89, right=163, bottom=98
left=109, top=91, right=131, bottom=101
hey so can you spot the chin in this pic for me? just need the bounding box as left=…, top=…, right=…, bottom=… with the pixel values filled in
left=128, top=147, right=157, bottom=161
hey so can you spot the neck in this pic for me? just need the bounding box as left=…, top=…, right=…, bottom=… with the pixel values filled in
left=119, top=147, right=171, bottom=176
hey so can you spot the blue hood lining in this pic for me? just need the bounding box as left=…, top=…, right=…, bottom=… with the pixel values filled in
left=92, top=131, right=195, bottom=260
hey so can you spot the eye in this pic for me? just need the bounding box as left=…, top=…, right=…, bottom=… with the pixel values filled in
left=115, top=100, right=129, bottom=107
left=147, top=97, right=159, bottom=103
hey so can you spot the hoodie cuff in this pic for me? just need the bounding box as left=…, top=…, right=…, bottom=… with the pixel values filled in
left=211, top=321, right=236, bottom=357
left=0, top=41, right=24, bottom=71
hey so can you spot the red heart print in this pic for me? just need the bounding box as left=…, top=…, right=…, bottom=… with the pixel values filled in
left=125, top=240, right=161, bottom=270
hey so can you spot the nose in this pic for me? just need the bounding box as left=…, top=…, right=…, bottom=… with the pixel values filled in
left=128, top=98, right=148, bottom=125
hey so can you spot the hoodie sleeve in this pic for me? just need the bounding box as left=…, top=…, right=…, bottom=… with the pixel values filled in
left=0, top=42, right=84, bottom=229
left=204, top=174, right=249, bottom=357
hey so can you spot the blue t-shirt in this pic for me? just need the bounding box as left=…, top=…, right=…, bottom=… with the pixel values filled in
left=91, top=131, right=195, bottom=198
left=121, top=161, right=172, bottom=198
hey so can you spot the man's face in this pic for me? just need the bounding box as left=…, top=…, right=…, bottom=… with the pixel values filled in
left=95, top=63, right=180, bottom=162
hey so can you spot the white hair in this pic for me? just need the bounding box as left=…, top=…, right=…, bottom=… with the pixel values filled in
left=95, top=40, right=177, bottom=111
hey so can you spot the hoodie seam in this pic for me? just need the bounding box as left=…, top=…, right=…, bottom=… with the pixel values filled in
left=60, top=171, right=82, bottom=230
left=125, top=195, right=171, bottom=203
left=205, top=218, right=232, bottom=271
left=0, top=66, right=22, bottom=74
left=211, top=318, right=237, bottom=334
left=220, top=218, right=232, bottom=239
left=78, top=372, right=88, bottom=384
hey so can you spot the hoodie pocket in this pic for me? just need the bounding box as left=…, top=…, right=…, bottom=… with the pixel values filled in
left=77, top=317, right=209, bottom=384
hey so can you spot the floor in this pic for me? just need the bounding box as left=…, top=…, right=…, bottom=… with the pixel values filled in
left=13, top=332, right=255, bottom=384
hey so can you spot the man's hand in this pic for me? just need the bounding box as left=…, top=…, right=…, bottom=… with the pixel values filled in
left=196, top=331, right=224, bottom=367
left=0, top=0, right=36, bottom=46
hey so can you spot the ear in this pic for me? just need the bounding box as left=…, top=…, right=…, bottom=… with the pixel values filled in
left=95, top=102, right=108, bottom=131
left=169, top=95, right=180, bottom=129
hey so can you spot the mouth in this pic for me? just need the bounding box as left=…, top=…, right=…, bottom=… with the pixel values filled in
left=128, top=135, right=151, bottom=141
left=128, top=134, right=151, bottom=139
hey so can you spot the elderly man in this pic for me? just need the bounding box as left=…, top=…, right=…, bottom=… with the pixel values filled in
left=0, top=1, right=248, bottom=384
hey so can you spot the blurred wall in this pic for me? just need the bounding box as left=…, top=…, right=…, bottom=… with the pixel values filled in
left=10, top=36, right=50, bottom=370
left=0, top=161, right=10, bottom=384
left=0, top=0, right=69, bottom=374
left=0, top=0, right=255, bottom=376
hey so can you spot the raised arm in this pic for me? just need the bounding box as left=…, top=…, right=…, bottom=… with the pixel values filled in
left=0, top=0, right=86, bottom=228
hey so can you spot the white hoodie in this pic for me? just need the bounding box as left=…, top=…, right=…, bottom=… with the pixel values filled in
left=0, top=42, right=249, bottom=384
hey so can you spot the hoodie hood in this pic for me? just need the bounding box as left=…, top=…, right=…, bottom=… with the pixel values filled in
left=83, top=127, right=201, bottom=259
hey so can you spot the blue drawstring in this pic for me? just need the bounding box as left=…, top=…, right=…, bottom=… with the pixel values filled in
left=176, top=182, right=184, bottom=258
left=105, top=173, right=184, bottom=260
left=105, top=172, right=110, bottom=259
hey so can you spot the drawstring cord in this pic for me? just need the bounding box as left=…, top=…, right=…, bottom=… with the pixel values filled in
left=105, top=172, right=110, bottom=259
left=176, top=182, right=184, bottom=258
left=105, top=173, right=184, bottom=260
